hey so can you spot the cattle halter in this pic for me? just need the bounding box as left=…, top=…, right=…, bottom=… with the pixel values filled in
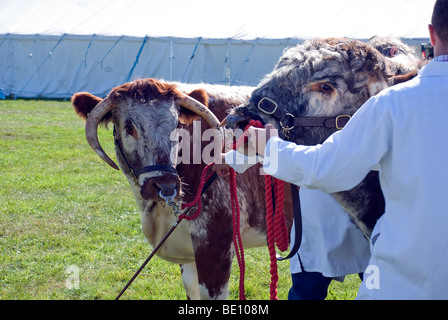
left=252, top=95, right=351, bottom=138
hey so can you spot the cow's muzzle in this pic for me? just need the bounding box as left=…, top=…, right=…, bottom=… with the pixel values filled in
left=225, top=113, right=251, bottom=130
left=140, top=174, right=181, bottom=201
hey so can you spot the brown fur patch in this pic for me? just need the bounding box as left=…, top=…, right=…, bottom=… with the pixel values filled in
left=108, top=78, right=184, bottom=105
left=392, top=70, right=419, bottom=85
left=71, top=92, right=102, bottom=119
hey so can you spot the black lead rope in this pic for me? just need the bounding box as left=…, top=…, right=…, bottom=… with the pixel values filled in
left=277, top=184, right=302, bottom=261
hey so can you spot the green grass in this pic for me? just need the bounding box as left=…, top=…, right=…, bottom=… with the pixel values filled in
left=0, top=99, right=361, bottom=300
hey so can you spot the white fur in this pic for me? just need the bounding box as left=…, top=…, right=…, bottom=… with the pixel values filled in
left=181, top=263, right=200, bottom=299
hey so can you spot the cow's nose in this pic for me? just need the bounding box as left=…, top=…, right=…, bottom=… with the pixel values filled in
left=140, top=175, right=180, bottom=201
left=156, top=180, right=178, bottom=197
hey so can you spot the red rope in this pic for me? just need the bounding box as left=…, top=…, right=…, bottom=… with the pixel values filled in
left=273, top=178, right=289, bottom=252
left=230, top=168, right=246, bottom=300
left=245, top=120, right=289, bottom=300
left=265, top=175, right=289, bottom=300
left=179, top=163, right=215, bottom=220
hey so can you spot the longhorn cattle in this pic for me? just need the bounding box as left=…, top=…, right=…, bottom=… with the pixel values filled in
left=72, top=79, right=292, bottom=300
left=226, top=38, right=423, bottom=238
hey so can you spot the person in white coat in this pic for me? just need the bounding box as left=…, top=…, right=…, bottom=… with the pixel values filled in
left=216, top=151, right=371, bottom=300
left=234, top=0, right=448, bottom=299
left=287, top=189, right=369, bottom=300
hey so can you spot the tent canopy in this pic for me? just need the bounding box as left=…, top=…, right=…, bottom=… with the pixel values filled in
left=1, top=0, right=435, bottom=39
left=0, top=0, right=435, bottom=98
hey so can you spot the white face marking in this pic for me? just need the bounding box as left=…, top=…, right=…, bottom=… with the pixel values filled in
left=138, top=172, right=162, bottom=186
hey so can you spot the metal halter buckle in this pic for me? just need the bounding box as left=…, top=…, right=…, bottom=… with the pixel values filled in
left=335, top=115, right=351, bottom=130
left=257, top=97, right=278, bottom=115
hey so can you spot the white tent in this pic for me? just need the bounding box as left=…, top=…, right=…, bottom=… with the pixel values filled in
left=0, top=0, right=435, bottom=99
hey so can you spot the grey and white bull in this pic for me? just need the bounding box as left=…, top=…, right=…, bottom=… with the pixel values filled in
left=72, top=78, right=293, bottom=299
left=226, top=38, right=423, bottom=238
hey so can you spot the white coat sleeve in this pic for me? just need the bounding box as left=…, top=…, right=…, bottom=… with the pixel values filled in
left=263, top=96, right=390, bottom=193
left=224, top=150, right=262, bottom=173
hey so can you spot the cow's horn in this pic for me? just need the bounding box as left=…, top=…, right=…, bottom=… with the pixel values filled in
left=178, top=94, right=220, bottom=128
left=85, top=97, right=120, bottom=170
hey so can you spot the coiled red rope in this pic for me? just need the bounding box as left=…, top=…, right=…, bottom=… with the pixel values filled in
left=245, top=120, right=289, bottom=300
left=265, top=175, right=289, bottom=299
left=230, top=167, right=246, bottom=300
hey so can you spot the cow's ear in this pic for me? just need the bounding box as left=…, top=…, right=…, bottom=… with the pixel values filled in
left=178, top=89, right=210, bottom=125
left=72, top=92, right=102, bottom=120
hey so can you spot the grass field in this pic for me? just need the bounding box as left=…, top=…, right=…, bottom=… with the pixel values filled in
left=0, top=99, right=361, bottom=300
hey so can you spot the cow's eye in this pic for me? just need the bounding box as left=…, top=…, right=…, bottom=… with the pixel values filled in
left=320, top=83, right=334, bottom=94
left=310, top=82, right=335, bottom=95
left=124, top=120, right=136, bottom=137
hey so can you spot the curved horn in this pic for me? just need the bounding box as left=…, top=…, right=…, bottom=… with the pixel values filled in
left=85, top=97, right=119, bottom=170
left=178, top=94, right=220, bottom=129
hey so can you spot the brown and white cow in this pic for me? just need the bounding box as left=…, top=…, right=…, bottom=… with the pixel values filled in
left=72, top=79, right=293, bottom=299
left=225, top=38, right=423, bottom=239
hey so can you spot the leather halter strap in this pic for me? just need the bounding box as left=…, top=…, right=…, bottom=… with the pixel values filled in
left=291, top=114, right=351, bottom=130
left=250, top=95, right=351, bottom=135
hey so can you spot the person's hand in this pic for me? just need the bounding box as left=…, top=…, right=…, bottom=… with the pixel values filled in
left=235, top=124, right=278, bottom=157
left=212, top=154, right=231, bottom=177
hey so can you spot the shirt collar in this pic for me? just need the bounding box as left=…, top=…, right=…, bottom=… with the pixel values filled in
left=433, top=54, right=448, bottom=62
left=418, top=56, right=448, bottom=77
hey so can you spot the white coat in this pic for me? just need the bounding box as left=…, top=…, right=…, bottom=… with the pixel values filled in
left=290, top=189, right=370, bottom=279
left=263, top=59, right=448, bottom=299
left=225, top=151, right=370, bottom=280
